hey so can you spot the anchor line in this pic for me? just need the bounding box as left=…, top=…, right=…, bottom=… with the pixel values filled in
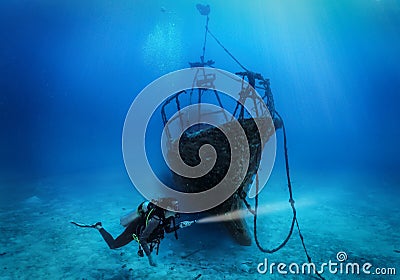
left=242, top=112, right=325, bottom=280
left=188, top=6, right=326, bottom=279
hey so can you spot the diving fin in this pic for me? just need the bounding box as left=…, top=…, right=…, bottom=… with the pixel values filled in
left=70, top=221, right=101, bottom=228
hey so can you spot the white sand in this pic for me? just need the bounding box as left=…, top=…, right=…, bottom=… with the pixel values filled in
left=0, top=170, right=398, bottom=279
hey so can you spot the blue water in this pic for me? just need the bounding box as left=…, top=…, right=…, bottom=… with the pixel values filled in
left=1, top=0, right=399, bottom=279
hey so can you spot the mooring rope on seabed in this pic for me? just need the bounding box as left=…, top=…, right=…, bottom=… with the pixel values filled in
left=249, top=112, right=325, bottom=280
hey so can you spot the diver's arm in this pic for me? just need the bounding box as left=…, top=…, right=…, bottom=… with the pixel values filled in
left=164, top=216, right=180, bottom=233
left=164, top=217, right=195, bottom=233
left=139, top=218, right=159, bottom=256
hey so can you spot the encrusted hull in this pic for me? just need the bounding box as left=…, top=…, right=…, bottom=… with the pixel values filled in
left=168, top=117, right=274, bottom=245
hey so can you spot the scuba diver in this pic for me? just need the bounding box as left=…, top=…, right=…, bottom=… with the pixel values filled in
left=71, top=199, right=195, bottom=267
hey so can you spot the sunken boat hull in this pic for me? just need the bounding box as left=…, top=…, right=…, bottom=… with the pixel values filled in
left=168, top=117, right=275, bottom=245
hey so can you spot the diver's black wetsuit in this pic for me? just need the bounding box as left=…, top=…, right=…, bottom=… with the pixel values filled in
left=98, top=217, right=142, bottom=249
left=98, top=215, right=179, bottom=253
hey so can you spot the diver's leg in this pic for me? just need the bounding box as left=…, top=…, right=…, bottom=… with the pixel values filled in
left=139, top=218, right=159, bottom=266
left=97, top=223, right=135, bottom=249
left=98, top=228, right=116, bottom=248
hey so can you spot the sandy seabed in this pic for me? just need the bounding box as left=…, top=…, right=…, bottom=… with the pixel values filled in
left=0, top=170, right=399, bottom=280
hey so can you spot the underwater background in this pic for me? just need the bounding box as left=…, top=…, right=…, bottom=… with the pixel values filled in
left=1, top=0, right=399, bottom=279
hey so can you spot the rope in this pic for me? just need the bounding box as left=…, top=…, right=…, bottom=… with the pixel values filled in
left=253, top=173, right=296, bottom=253
left=238, top=191, right=255, bottom=215
left=207, top=28, right=249, bottom=72
left=193, top=7, right=324, bottom=278
left=251, top=112, right=325, bottom=280
left=201, top=16, right=209, bottom=61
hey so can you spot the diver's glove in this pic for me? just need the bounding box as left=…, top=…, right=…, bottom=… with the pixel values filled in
left=179, top=220, right=196, bottom=228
